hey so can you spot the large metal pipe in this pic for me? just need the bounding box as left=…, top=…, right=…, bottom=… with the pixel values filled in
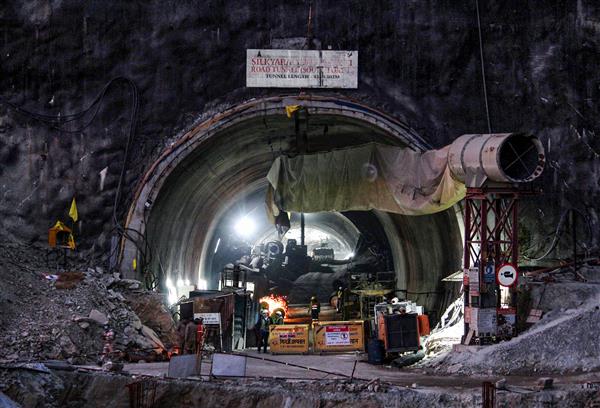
left=447, top=133, right=545, bottom=187
left=266, top=132, right=546, bottom=219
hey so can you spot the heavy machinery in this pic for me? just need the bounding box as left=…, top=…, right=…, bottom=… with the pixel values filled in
left=373, top=300, right=430, bottom=356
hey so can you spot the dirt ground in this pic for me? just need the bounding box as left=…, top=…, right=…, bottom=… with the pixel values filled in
left=2, top=352, right=600, bottom=408
left=117, top=350, right=600, bottom=390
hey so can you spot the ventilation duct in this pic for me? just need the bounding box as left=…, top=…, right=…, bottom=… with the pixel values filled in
left=266, top=133, right=545, bottom=219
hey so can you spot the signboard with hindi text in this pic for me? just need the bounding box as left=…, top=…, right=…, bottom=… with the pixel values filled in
left=269, top=324, right=309, bottom=354
left=246, top=49, right=358, bottom=89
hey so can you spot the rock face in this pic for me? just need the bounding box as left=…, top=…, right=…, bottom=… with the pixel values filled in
left=125, top=292, right=178, bottom=347
left=0, top=0, right=597, bottom=261
left=87, top=310, right=108, bottom=326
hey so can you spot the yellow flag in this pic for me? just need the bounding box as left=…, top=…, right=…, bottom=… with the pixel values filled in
left=69, top=198, right=78, bottom=222
left=285, top=105, right=301, bottom=118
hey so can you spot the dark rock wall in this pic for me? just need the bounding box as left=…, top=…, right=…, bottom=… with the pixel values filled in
left=0, top=0, right=598, bottom=257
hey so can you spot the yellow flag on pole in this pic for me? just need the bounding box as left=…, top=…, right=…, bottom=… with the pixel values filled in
left=69, top=197, right=78, bottom=222
left=285, top=105, right=301, bottom=118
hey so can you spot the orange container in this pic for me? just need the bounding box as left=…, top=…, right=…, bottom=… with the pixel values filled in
left=417, top=314, right=430, bottom=336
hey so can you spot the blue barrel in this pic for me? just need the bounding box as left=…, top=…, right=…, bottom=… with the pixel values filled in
left=367, top=339, right=384, bottom=365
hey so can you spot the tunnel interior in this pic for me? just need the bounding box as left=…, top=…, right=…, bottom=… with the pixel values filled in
left=141, top=103, right=463, bottom=320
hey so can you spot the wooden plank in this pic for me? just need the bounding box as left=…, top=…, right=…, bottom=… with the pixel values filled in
left=463, top=329, right=474, bottom=345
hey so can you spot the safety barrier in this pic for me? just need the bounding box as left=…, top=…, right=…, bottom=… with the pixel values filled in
left=269, top=324, right=310, bottom=354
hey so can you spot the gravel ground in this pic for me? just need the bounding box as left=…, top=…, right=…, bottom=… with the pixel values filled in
left=0, top=243, right=176, bottom=364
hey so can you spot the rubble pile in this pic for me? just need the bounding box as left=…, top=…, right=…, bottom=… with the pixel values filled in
left=422, top=296, right=464, bottom=357
left=0, top=244, right=176, bottom=364
left=422, top=265, right=600, bottom=376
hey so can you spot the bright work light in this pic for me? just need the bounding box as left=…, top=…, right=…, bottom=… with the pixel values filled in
left=234, top=216, right=256, bottom=237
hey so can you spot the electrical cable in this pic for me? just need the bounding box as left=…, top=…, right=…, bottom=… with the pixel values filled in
left=523, top=207, right=593, bottom=261
left=1, top=79, right=124, bottom=134
left=1, top=78, right=155, bottom=285
left=475, top=0, right=492, bottom=134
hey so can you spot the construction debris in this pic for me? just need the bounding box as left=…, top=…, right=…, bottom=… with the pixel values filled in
left=420, top=266, right=600, bottom=376
left=0, top=245, right=176, bottom=364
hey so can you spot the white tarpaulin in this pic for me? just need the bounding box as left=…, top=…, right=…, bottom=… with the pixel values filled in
left=266, top=142, right=466, bottom=219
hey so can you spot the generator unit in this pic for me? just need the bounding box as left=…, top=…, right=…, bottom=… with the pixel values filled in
left=374, top=301, right=430, bottom=354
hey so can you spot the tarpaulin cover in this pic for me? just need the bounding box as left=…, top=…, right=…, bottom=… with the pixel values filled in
left=266, top=143, right=465, bottom=220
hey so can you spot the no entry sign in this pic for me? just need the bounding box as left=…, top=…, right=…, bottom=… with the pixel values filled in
left=496, top=264, right=518, bottom=287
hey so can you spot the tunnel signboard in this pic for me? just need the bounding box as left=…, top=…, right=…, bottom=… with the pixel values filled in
left=246, top=49, right=358, bottom=88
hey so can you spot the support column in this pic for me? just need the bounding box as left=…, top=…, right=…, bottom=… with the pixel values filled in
left=463, top=185, right=522, bottom=345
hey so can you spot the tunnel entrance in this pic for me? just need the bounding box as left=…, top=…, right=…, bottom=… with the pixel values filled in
left=123, top=95, right=463, bottom=322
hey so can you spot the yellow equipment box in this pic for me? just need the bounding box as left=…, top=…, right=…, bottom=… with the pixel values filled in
left=269, top=324, right=310, bottom=354
left=313, top=321, right=364, bottom=353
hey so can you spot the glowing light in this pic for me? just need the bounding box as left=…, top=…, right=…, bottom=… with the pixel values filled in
left=259, top=294, right=288, bottom=315
left=234, top=216, right=256, bottom=237
left=214, top=238, right=221, bottom=253
left=346, top=252, right=355, bottom=259
left=176, top=279, right=184, bottom=287
left=168, top=289, right=178, bottom=305
left=166, top=278, right=174, bottom=290
left=197, top=278, right=207, bottom=290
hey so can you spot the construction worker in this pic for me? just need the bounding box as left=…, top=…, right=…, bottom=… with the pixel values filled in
left=195, top=317, right=205, bottom=354
left=184, top=318, right=198, bottom=354
left=335, top=286, right=344, bottom=313
left=309, top=296, right=320, bottom=321
left=256, top=309, right=270, bottom=353
left=272, top=310, right=284, bottom=325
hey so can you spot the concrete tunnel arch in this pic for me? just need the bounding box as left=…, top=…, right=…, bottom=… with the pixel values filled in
left=122, top=95, right=463, bottom=319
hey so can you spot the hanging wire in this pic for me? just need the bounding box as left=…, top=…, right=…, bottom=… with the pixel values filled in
left=523, top=208, right=593, bottom=261
left=1, top=78, right=154, bottom=285
left=305, top=0, right=314, bottom=50
left=475, top=0, right=492, bottom=134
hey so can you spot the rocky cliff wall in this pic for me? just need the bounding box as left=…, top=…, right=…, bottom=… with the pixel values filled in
left=0, top=0, right=598, bottom=260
